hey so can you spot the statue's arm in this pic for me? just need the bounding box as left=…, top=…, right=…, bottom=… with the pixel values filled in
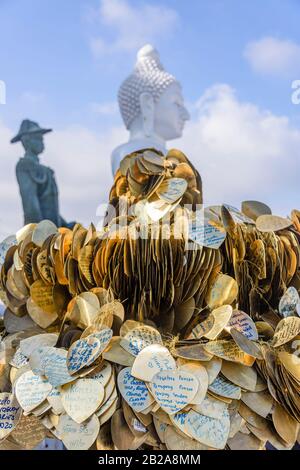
left=16, top=169, right=43, bottom=222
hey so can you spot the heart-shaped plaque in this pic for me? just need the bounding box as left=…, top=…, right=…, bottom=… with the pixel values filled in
left=117, top=367, right=154, bottom=413
left=61, top=378, right=105, bottom=423
left=0, top=392, right=22, bottom=439
left=15, top=370, right=52, bottom=412
left=56, top=414, right=100, bottom=450
left=131, top=344, right=176, bottom=381
left=151, top=369, right=198, bottom=415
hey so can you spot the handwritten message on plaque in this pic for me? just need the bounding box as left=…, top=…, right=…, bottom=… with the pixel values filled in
left=120, top=326, right=163, bottom=356
left=30, top=280, right=56, bottom=314
left=10, top=414, right=48, bottom=449
left=61, top=378, right=104, bottom=423
left=117, top=367, right=154, bottom=412
left=10, top=348, right=28, bottom=369
left=186, top=409, right=230, bottom=450
left=57, top=413, right=99, bottom=450
left=171, top=411, right=191, bottom=437
left=156, top=178, right=187, bottom=204
left=131, top=344, right=176, bottom=382
left=15, top=370, right=52, bottom=412
left=0, top=392, right=21, bottom=439
left=203, top=340, right=255, bottom=366
left=279, top=287, right=299, bottom=317
left=44, top=348, right=75, bottom=387
left=189, top=220, right=226, bottom=250
left=189, top=316, right=215, bottom=340
left=91, top=329, right=113, bottom=354
left=227, top=310, right=258, bottom=341
left=151, top=370, right=198, bottom=415
left=208, top=374, right=241, bottom=399
left=272, top=317, right=300, bottom=347
left=153, top=416, right=168, bottom=443
left=67, top=337, right=101, bottom=374
left=179, top=363, right=208, bottom=405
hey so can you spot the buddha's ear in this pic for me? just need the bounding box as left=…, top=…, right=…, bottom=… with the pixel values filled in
left=140, top=92, right=154, bottom=137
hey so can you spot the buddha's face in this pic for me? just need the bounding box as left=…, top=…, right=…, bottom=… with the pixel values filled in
left=22, top=133, right=45, bottom=155
left=153, top=82, right=190, bottom=141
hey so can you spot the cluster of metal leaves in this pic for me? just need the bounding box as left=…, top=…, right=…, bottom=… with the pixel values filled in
left=0, top=288, right=126, bottom=450
left=0, top=216, right=222, bottom=338
left=110, top=148, right=203, bottom=214
left=104, top=286, right=300, bottom=451
left=0, top=298, right=300, bottom=451
left=219, top=204, right=300, bottom=321
left=95, top=221, right=222, bottom=332
left=0, top=149, right=299, bottom=450
left=99, top=304, right=300, bottom=450
left=0, top=273, right=299, bottom=451
left=1, top=151, right=299, bottom=335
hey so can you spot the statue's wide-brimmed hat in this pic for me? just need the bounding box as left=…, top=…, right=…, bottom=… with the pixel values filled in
left=11, top=119, right=52, bottom=143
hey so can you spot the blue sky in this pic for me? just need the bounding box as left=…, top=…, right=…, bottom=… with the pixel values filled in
left=1, top=0, right=300, bottom=127
left=0, top=0, right=300, bottom=235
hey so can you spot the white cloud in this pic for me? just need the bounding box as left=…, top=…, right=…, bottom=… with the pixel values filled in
left=0, top=119, right=24, bottom=238
left=0, top=85, right=299, bottom=240
left=178, top=84, right=300, bottom=215
left=88, top=0, right=179, bottom=57
left=244, top=36, right=300, bottom=77
left=43, top=125, right=128, bottom=227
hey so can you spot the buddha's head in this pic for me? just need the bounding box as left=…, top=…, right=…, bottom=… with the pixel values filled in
left=118, top=45, right=190, bottom=141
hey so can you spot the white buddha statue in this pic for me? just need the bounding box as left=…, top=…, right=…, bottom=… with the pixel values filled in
left=111, top=44, right=190, bottom=175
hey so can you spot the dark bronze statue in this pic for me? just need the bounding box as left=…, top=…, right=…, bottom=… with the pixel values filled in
left=11, top=120, right=74, bottom=228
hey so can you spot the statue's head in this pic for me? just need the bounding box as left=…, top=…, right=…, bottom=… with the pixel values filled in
left=11, top=119, right=52, bottom=155
left=21, top=133, right=45, bottom=155
left=118, top=44, right=190, bottom=141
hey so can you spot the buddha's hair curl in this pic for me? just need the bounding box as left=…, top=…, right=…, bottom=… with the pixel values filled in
left=118, top=44, right=176, bottom=129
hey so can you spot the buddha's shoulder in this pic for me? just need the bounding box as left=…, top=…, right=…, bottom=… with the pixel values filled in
left=111, top=141, right=162, bottom=159
left=111, top=140, right=166, bottom=175
left=111, top=143, right=134, bottom=176
left=111, top=142, right=135, bottom=161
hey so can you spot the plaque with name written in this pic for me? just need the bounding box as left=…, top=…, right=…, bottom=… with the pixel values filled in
left=0, top=392, right=22, bottom=439
left=151, top=369, right=198, bottom=415
left=117, top=367, right=154, bottom=412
